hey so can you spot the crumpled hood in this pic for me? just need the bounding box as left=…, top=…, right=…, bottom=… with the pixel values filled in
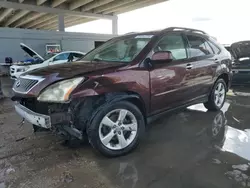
left=24, top=61, right=126, bottom=79
left=231, top=41, right=250, bottom=59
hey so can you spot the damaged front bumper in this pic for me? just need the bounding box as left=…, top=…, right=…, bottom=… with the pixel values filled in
left=15, top=103, right=51, bottom=128
left=13, top=97, right=84, bottom=140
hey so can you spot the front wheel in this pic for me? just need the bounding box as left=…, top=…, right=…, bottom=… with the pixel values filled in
left=204, top=79, right=227, bottom=111
left=87, top=101, right=145, bottom=157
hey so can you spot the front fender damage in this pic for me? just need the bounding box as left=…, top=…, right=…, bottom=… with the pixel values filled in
left=74, top=92, right=145, bottom=135
left=14, top=92, right=144, bottom=141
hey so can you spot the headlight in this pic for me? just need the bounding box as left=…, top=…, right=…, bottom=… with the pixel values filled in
left=17, top=66, right=29, bottom=72
left=37, top=77, right=84, bottom=102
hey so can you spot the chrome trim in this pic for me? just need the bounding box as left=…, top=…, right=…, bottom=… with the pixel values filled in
left=12, top=75, right=45, bottom=94
left=15, top=103, right=51, bottom=129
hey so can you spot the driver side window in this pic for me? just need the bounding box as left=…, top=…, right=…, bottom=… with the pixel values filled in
left=53, top=53, right=70, bottom=62
left=154, top=34, right=187, bottom=60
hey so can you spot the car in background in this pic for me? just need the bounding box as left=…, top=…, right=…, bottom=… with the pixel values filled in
left=225, top=41, right=250, bottom=85
left=10, top=43, right=85, bottom=79
left=12, top=27, right=232, bottom=157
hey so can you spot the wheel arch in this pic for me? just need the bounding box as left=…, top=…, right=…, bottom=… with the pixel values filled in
left=74, top=91, right=148, bottom=132
left=216, top=73, right=230, bottom=91
left=98, top=91, right=147, bottom=117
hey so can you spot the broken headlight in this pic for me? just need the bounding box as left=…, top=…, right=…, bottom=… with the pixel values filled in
left=37, top=77, right=84, bottom=102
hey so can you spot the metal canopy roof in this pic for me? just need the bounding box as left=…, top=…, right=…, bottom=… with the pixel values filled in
left=0, top=0, right=168, bottom=31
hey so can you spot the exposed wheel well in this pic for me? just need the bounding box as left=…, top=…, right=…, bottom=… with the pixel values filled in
left=76, top=92, right=148, bottom=131
left=217, top=73, right=229, bottom=90
left=102, top=92, right=147, bottom=117
left=102, top=92, right=147, bottom=118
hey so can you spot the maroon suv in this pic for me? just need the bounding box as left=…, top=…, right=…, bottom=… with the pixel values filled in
left=12, top=27, right=232, bottom=157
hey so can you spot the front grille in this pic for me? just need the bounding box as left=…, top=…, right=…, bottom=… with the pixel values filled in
left=13, top=76, right=43, bottom=93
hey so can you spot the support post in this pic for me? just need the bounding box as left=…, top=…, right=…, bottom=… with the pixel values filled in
left=58, top=14, right=65, bottom=31
left=112, top=16, right=118, bottom=35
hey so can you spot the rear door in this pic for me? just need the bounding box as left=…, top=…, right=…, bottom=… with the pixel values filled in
left=150, top=33, right=191, bottom=114
left=184, top=34, right=219, bottom=98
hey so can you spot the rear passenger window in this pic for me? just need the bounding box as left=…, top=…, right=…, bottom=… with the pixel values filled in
left=186, top=35, right=213, bottom=58
left=208, top=41, right=220, bottom=54
left=154, top=34, right=187, bottom=60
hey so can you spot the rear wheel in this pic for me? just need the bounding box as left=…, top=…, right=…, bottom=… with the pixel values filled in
left=204, top=79, right=227, bottom=111
left=87, top=101, right=145, bottom=157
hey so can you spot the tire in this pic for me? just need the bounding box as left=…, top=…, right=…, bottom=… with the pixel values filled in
left=87, top=100, right=145, bottom=157
left=204, top=79, right=227, bottom=111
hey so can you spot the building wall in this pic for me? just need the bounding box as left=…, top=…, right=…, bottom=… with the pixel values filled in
left=0, top=28, right=116, bottom=62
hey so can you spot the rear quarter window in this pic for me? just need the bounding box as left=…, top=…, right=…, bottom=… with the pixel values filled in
left=208, top=40, right=221, bottom=54
left=208, top=37, right=222, bottom=54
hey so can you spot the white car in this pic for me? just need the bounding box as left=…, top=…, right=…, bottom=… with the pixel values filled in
left=10, top=43, right=86, bottom=79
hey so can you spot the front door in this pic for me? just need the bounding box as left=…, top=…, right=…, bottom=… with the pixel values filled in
left=150, top=33, right=191, bottom=114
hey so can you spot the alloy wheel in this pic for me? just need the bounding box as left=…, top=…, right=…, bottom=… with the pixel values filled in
left=98, top=109, right=138, bottom=150
left=214, top=83, right=226, bottom=108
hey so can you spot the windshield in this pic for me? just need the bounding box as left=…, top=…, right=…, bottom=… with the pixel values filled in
left=82, top=35, right=154, bottom=63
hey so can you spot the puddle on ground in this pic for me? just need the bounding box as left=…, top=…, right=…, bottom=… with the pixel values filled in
left=222, top=126, right=250, bottom=161
left=220, top=116, right=250, bottom=187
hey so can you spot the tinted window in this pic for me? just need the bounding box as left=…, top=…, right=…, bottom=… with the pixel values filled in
left=186, top=35, right=213, bottom=58
left=208, top=41, right=221, bottom=54
left=154, top=34, right=187, bottom=60
left=53, top=53, right=70, bottom=61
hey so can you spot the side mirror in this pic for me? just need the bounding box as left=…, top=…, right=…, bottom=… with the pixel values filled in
left=151, top=51, right=173, bottom=63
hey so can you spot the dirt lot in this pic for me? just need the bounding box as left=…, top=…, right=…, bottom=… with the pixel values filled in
left=1, top=78, right=250, bottom=188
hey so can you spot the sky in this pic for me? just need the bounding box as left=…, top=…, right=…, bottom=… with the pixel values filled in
left=66, top=0, right=250, bottom=44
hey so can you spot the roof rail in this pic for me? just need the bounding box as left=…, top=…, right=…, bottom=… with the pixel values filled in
left=163, top=27, right=207, bottom=35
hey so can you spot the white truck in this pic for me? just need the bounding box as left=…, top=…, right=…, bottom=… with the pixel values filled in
left=10, top=43, right=86, bottom=79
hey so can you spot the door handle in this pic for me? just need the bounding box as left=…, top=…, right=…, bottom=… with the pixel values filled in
left=186, top=64, right=193, bottom=70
